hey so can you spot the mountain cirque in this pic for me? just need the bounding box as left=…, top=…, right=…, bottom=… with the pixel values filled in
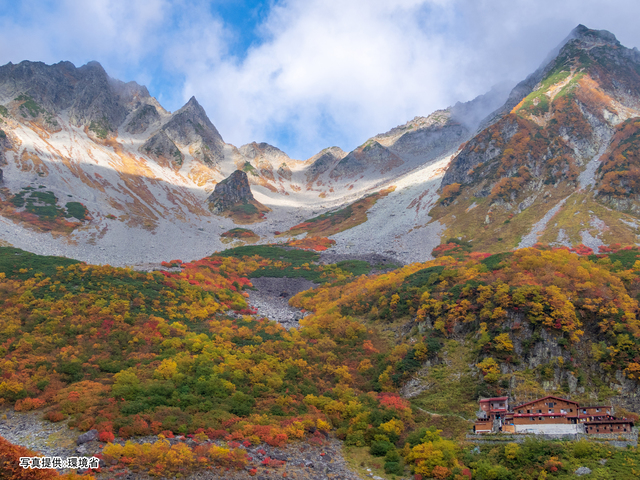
left=0, top=25, right=640, bottom=266
left=0, top=55, right=508, bottom=266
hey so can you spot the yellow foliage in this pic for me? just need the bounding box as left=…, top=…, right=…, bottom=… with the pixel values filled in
left=493, top=333, right=513, bottom=351
left=154, top=358, right=178, bottom=380
left=380, top=418, right=404, bottom=436
left=317, top=418, right=332, bottom=431
left=504, top=442, right=520, bottom=459
left=357, top=359, right=373, bottom=372
left=476, top=357, right=500, bottom=383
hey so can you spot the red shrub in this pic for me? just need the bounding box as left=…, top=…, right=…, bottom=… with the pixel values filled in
left=99, top=431, right=115, bottom=443
left=45, top=411, right=65, bottom=423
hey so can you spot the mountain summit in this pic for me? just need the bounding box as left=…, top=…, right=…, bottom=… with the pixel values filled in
left=430, top=25, right=640, bottom=252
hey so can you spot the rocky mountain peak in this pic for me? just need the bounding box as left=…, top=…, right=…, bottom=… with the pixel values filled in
left=0, top=60, right=133, bottom=130
left=166, top=96, right=222, bottom=139
left=147, top=95, right=225, bottom=166
left=240, top=142, right=288, bottom=160
left=569, top=24, right=620, bottom=48
left=182, top=96, right=204, bottom=113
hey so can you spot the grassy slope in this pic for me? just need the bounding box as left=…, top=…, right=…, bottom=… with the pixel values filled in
left=284, top=187, right=395, bottom=238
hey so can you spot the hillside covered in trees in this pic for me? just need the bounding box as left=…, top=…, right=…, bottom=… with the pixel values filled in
left=2, top=241, right=640, bottom=478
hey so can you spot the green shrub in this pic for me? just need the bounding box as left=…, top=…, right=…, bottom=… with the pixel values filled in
left=369, top=440, right=394, bottom=457
left=405, top=427, right=428, bottom=447
left=0, top=247, right=80, bottom=280
left=89, top=116, right=111, bottom=139
left=16, top=94, right=43, bottom=118
left=572, top=439, right=597, bottom=459
left=474, top=460, right=514, bottom=480
left=229, top=392, right=255, bottom=417
left=335, top=260, right=371, bottom=276
left=65, top=202, right=88, bottom=220
left=384, top=461, right=403, bottom=475
left=345, top=432, right=366, bottom=446
left=480, top=252, right=513, bottom=271
left=385, top=448, right=401, bottom=462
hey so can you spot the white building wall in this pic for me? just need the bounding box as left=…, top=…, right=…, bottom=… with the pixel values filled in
left=514, top=424, right=584, bottom=434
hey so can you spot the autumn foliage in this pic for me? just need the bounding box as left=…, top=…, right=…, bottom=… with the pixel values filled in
left=0, top=435, right=93, bottom=479
left=3, top=241, right=640, bottom=477
left=286, top=237, right=336, bottom=251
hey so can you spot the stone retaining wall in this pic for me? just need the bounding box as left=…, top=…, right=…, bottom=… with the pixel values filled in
left=466, top=427, right=639, bottom=448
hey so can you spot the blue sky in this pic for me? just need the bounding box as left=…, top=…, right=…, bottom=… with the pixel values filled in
left=0, top=0, right=639, bottom=159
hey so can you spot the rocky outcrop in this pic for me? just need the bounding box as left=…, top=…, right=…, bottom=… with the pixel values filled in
left=208, top=170, right=255, bottom=213
left=76, top=429, right=99, bottom=445
left=385, top=114, right=469, bottom=161
left=140, top=130, right=183, bottom=164
left=305, top=147, right=346, bottom=184
left=239, top=142, right=289, bottom=163
left=330, top=141, right=403, bottom=179
left=124, top=103, right=161, bottom=134
left=441, top=116, right=519, bottom=189
left=307, top=88, right=508, bottom=185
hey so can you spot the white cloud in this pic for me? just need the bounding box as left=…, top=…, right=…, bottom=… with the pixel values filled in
left=1, top=0, right=640, bottom=159
left=183, top=0, right=640, bottom=158
left=185, top=0, right=462, bottom=158
left=0, top=0, right=168, bottom=68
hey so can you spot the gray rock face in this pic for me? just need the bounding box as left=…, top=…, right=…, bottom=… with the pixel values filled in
left=0, top=61, right=229, bottom=168
left=277, top=163, right=292, bottom=180
left=208, top=170, right=254, bottom=212
left=387, top=115, right=469, bottom=161
left=309, top=91, right=506, bottom=184
left=239, top=142, right=289, bottom=162
left=140, top=130, right=183, bottom=164
left=0, top=60, right=148, bottom=130
left=450, top=82, right=513, bottom=132
left=76, top=429, right=99, bottom=445
left=0, top=128, right=9, bottom=166
left=440, top=117, right=519, bottom=189
left=330, top=141, right=403, bottom=179
left=160, top=96, right=225, bottom=166
left=306, top=146, right=346, bottom=183
left=124, top=103, right=161, bottom=134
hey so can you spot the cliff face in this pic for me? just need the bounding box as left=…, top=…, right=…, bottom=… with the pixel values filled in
left=0, top=60, right=149, bottom=131
left=141, top=97, right=225, bottom=166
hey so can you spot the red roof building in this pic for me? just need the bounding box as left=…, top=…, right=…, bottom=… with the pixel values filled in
left=474, top=395, right=634, bottom=436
